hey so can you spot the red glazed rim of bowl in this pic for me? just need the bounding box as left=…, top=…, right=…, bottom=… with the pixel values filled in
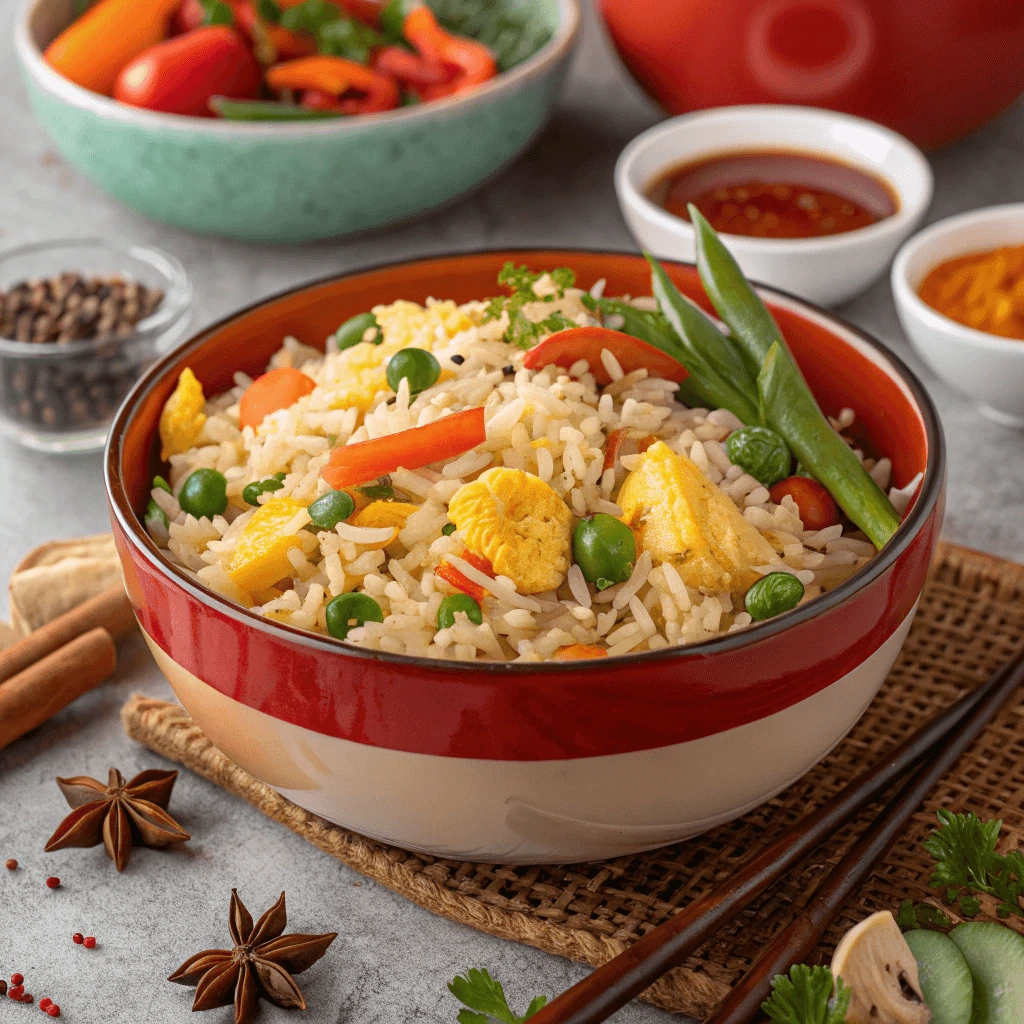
left=105, top=249, right=945, bottom=675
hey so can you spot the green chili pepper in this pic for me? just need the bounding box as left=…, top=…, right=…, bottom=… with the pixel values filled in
left=688, top=210, right=901, bottom=549
left=209, top=97, right=343, bottom=121
left=646, top=256, right=762, bottom=426
left=726, top=426, right=791, bottom=488
left=745, top=571, right=805, bottom=621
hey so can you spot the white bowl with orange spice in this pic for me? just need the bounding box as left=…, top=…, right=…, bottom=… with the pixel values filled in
left=892, top=204, right=1024, bottom=429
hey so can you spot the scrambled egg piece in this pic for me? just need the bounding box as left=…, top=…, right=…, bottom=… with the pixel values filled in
left=617, top=442, right=777, bottom=593
left=325, top=299, right=473, bottom=413
left=228, top=497, right=309, bottom=595
left=159, top=368, right=206, bottom=461
left=350, top=500, right=419, bottom=549
left=448, top=468, right=573, bottom=594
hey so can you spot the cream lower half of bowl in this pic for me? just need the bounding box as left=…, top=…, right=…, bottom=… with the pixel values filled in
left=143, top=605, right=916, bottom=864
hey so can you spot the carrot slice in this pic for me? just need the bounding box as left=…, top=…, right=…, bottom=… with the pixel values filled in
left=239, top=367, right=317, bottom=431
left=321, top=406, right=486, bottom=490
left=553, top=644, right=608, bottom=660
left=523, top=326, right=690, bottom=386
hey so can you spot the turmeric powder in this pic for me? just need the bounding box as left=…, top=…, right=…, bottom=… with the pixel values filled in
left=918, top=245, right=1024, bottom=340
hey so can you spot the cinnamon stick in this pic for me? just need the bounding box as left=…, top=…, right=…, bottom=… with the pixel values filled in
left=0, top=583, right=135, bottom=686
left=0, top=628, right=117, bottom=751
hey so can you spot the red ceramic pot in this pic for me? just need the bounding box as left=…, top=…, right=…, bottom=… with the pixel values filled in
left=599, top=0, right=1024, bottom=150
left=105, top=251, right=945, bottom=863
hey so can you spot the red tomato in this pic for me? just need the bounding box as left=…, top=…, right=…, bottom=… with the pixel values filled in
left=172, top=0, right=205, bottom=34
left=769, top=476, right=840, bottom=531
left=115, top=26, right=262, bottom=117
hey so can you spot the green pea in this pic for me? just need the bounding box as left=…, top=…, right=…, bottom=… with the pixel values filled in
left=152, top=475, right=172, bottom=494
left=308, top=489, right=355, bottom=529
left=178, top=468, right=228, bottom=520
left=144, top=498, right=168, bottom=531
left=386, top=348, right=441, bottom=396
left=726, top=426, right=791, bottom=488
left=335, top=312, right=381, bottom=351
left=437, top=594, right=482, bottom=631
left=573, top=514, right=636, bottom=590
left=242, top=482, right=262, bottom=506
left=745, top=571, right=805, bottom=621
left=325, top=592, right=383, bottom=640
left=262, top=477, right=285, bottom=493
left=441, top=522, right=456, bottom=536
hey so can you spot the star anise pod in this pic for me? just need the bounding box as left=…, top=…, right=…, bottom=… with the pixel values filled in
left=169, top=890, right=337, bottom=1024
left=44, top=768, right=190, bottom=872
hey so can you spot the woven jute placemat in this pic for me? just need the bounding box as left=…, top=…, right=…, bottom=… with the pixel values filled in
left=121, top=541, right=1024, bottom=1019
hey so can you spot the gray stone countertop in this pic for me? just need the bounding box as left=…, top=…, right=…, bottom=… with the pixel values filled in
left=2, top=1, right=1024, bottom=1021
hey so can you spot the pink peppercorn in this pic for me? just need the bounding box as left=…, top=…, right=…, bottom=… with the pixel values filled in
left=83, top=936, right=96, bottom=949
left=45, top=876, right=60, bottom=889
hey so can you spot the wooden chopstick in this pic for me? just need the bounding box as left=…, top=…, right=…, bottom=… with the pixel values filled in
left=528, top=648, right=1024, bottom=1024
left=706, top=645, right=1024, bottom=1023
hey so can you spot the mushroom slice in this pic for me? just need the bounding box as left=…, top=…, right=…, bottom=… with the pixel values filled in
left=831, top=911, right=931, bottom=1024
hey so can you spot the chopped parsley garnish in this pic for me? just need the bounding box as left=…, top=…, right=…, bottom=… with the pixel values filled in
left=922, top=809, right=1024, bottom=918
left=484, top=264, right=577, bottom=348
left=448, top=969, right=547, bottom=1024
left=761, top=964, right=850, bottom=1024
left=355, top=480, right=395, bottom=501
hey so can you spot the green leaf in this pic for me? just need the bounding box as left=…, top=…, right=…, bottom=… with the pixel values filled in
left=959, top=894, right=982, bottom=918
left=200, top=0, right=235, bottom=25
left=896, top=901, right=918, bottom=931
left=448, top=969, right=545, bottom=1024
left=380, top=0, right=412, bottom=41
left=255, top=0, right=282, bottom=21
left=318, top=17, right=384, bottom=60
left=762, top=964, right=850, bottom=1024
left=280, top=0, right=340, bottom=34
left=355, top=481, right=395, bottom=501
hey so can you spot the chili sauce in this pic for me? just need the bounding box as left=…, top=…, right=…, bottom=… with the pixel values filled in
left=647, top=150, right=898, bottom=239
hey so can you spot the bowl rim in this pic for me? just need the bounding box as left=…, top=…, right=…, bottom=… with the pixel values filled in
left=105, top=247, right=945, bottom=677
left=15, top=0, right=581, bottom=137
left=891, top=202, right=1024, bottom=355
left=0, top=237, right=193, bottom=354
left=614, top=104, right=934, bottom=256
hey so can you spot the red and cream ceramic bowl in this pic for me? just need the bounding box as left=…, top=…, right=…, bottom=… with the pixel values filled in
left=105, top=251, right=945, bottom=864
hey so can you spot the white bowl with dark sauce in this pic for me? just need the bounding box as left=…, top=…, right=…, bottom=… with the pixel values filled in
left=616, top=105, right=933, bottom=306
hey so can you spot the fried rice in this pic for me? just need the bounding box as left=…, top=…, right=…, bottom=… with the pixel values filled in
left=145, top=275, right=918, bottom=663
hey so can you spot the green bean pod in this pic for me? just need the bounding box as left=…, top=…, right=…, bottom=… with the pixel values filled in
left=646, top=256, right=762, bottom=426
left=689, top=204, right=788, bottom=378
left=759, top=342, right=901, bottom=549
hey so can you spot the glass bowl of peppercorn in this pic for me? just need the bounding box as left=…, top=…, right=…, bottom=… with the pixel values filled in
left=0, top=238, right=192, bottom=453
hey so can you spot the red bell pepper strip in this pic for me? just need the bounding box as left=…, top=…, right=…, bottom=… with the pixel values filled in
left=321, top=406, right=486, bottom=489
left=277, top=0, right=382, bottom=24
left=371, top=44, right=449, bottom=89
left=402, top=6, right=496, bottom=99
left=266, top=55, right=400, bottom=113
left=435, top=561, right=488, bottom=603
left=522, top=326, right=691, bottom=387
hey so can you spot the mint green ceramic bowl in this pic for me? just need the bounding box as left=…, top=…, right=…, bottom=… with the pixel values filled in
left=15, top=0, right=579, bottom=243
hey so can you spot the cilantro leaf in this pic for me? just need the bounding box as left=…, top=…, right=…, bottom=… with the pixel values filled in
left=255, top=0, right=282, bottom=21
left=280, top=0, right=338, bottom=33
left=484, top=264, right=578, bottom=345
left=762, top=964, right=850, bottom=1024
left=423, top=0, right=553, bottom=71
left=448, top=969, right=547, bottom=1024
left=506, top=309, right=575, bottom=349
